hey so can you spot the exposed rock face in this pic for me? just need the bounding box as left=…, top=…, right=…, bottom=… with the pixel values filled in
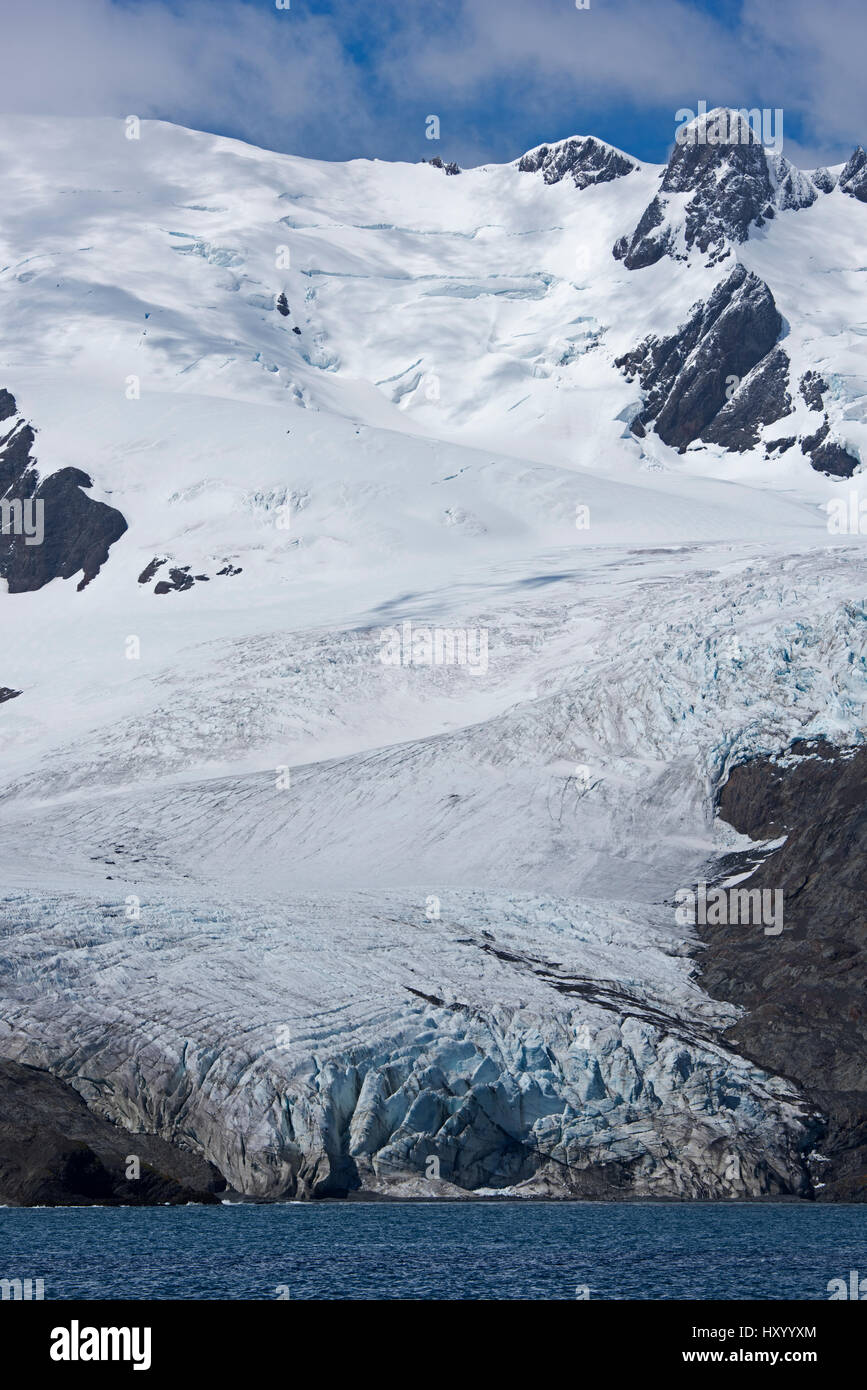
left=800, top=370, right=827, bottom=412
left=0, top=1057, right=225, bottom=1205
left=795, top=378, right=861, bottom=475
left=608, top=127, right=861, bottom=470
left=701, top=740, right=867, bottom=1201
left=808, top=438, right=861, bottom=477
left=426, top=157, right=461, bottom=176
left=137, top=556, right=167, bottom=585
left=764, top=435, right=797, bottom=457
left=613, top=109, right=819, bottom=270
left=613, top=195, right=670, bottom=270
left=138, top=555, right=242, bottom=593
left=811, top=167, right=836, bottom=194
left=518, top=136, right=636, bottom=189
left=0, top=391, right=127, bottom=593
left=702, top=345, right=792, bottom=451
left=769, top=153, right=819, bottom=212
left=661, top=118, right=775, bottom=260
left=801, top=420, right=829, bottom=454
left=615, top=265, right=784, bottom=450
left=839, top=146, right=867, bottom=202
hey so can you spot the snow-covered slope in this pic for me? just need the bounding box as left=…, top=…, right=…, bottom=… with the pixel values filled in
left=0, top=112, right=865, bottom=1199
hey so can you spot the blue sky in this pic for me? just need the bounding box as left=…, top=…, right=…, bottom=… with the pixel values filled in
left=5, top=0, right=866, bottom=168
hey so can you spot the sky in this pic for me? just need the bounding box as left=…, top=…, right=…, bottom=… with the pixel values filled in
left=3, top=0, right=866, bottom=169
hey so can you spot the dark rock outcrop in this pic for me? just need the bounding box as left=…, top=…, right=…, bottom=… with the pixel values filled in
left=519, top=136, right=636, bottom=190
left=774, top=165, right=818, bottom=213
left=140, top=556, right=241, bottom=592
left=800, top=370, right=827, bottom=412
left=613, top=196, right=670, bottom=270
left=662, top=117, right=776, bottom=259
left=154, top=565, right=208, bottom=594
left=801, top=420, right=830, bottom=454
left=797, top=389, right=861, bottom=475
left=614, top=109, right=819, bottom=270
left=425, top=157, right=461, bottom=176
left=702, top=345, right=793, bottom=451
left=137, top=556, right=167, bottom=585
left=811, top=167, right=836, bottom=194
left=765, top=435, right=797, bottom=456
left=808, top=438, right=860, bottom=477
left=0, top=1057, right=226, bottom=1205
left=615, top=264, right=783, bottom=450
left=839, top=146, right=867, bottom=203
left=700, top=739, right=867, bottom=1201
left=0, top=392, right=127, bottom=594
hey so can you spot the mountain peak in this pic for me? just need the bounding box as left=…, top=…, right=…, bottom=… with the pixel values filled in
left=674, top=105, right=767, bottom=149
left=839, top=145, right=867, bottom=202
left=614, top=107, right=823, bottom=270
left=517, top=134, right=637, bottom=189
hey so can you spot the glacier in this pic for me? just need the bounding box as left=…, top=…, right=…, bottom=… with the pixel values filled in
left=0, top=112, right=865, bottom=1200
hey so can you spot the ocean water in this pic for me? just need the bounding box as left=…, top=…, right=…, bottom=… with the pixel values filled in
left=2, top=1201, right=865, bottom=1301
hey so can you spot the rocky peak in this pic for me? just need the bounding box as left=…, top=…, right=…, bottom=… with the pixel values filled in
left=614, top=107, right=821, bottom=270
left=663, top=107, right=772, bottom=194
left=517, top=135, right=636, bottom=189
left=839, top=145, right=867, bottom=202
left=810, top=166, right=836, bottom=194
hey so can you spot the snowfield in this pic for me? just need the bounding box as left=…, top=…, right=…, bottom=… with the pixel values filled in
left=0, top=114, right=864, bottom=1198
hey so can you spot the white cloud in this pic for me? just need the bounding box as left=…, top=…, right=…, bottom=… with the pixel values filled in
left=3, top=0, right=865, bottom=166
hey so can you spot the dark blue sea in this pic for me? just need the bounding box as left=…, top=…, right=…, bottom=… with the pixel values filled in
left=2, top=1201, right=865, bottom=1300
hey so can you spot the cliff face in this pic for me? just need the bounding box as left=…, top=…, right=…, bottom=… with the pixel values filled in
left=701, top=740, right=867, bottom=1201
left=0, top=1058, right=225, bottom=1205
left=0, top=392, right=127, bottom=594
left=615, top=265, right=786, bottom=451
